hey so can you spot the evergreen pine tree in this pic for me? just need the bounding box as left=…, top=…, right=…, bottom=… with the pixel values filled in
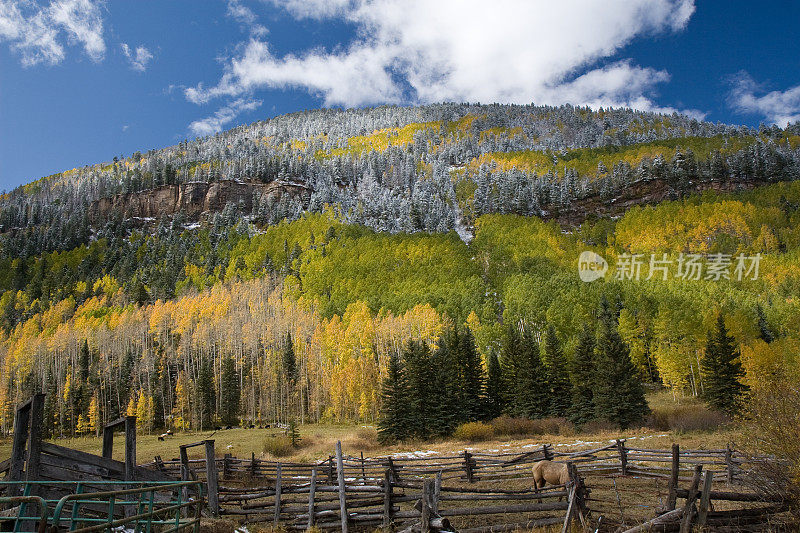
left=220, top=355, right=240, bottom=426
left=756, top=304, right=775, bottom=344
left=282, top=332, right=298, bottom=383
left=378, top=351, right=411, bottom=443
left=569, top=325, right=596, bottom=426
left=197, top=360, right=216, bottom=430
left=485, top=348, right=504, bottom=419
left=403, top=340, right=436, bottom=438
left=542, top=324, right=571, bottom=417
left=457, top=326, right=486, bottom=422
left=701, top=313, right=749, bottom=415
left=518, top=327, right=550, bottom=419
left=429, top=339, right=459, bottom=436
left=593, top=309, right=649, bottom=429
left=287, top=418, right=301, bottom=448
left=501, top=324, right=523, bottom=417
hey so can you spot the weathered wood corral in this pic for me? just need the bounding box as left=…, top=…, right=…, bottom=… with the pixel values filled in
left=0, top=395, right=202, bottom=533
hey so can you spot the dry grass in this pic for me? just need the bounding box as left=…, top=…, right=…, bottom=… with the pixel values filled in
left=646, top=389, right=731, bottom=432
left=0, top=390, right=743, bottom=465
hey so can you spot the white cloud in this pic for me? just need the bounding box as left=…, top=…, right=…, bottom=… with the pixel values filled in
left=187, top=0, right=697, bottom=114
left=121, top=42, right=152, bottom=72
left=228, top=0, right=267, bottom=36
left=188, top=98, right=262, bottom=137
left=729, top=72, right=800, bottom=127
left=0, top=0, right=105, bottom=66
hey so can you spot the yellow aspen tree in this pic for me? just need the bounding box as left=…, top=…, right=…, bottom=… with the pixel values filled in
left=76, top=414, right=89, bottom=435
left=126, top=395, right=137, bottom=417
left=88, top=394, right=100, bottom=437
left=173, top=371, right=190, bottom=430
left=135, top=389, right=148, bottom=431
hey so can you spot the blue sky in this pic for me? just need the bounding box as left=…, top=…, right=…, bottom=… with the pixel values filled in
left=1, top=0, right=799, bottom=191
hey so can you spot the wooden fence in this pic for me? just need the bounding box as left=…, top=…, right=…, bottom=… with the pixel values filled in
left=137, top=438, right=789, bottom=532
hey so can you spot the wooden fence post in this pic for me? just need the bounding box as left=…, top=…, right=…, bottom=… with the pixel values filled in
left=274, top=463, right=282, bottom=526
left=251, top=451, right=258, bottom=478
left=205, top=440, right=220, bottom=517
left=328, top=455, right=335, bottom=484
left=616, top=439, right=628, bottom=476
left=223, top=453, right=232, bottom=480
left=383, top=468, right=394, bottom=529
left=387, top=457, right=398, bottom=483
left=667, top=443, right=680, bottom=511
left=102, top=423, right=114, bottom=459
left=464, top=450, right=475, bottom=483
left=697, top=470, right=714, bottom=527
left=433, top=471, right=442, bottom=515
left=361, top=451, right=369, bottom=484
left=421, top=479, right=434, bottom=533
left=679, top=465, right=703, bottom=533
left=561, top=477, right=577, bottom=533
left=24, top=394, right=45, bottom=485
left=307, top=467, right=317, bottom=531
left=8, top=397, right=32, bottom=491
left=336, top=441, right=349, bottom=533
left=725, top=444, right=734, bottom=484
left=124, top=416, right=137, bottom=482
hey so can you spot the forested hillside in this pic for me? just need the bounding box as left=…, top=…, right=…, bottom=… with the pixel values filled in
left=1, top=103, right=800, bottom=438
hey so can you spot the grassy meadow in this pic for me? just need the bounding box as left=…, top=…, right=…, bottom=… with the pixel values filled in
left=0, top=390, right=740, bottom=465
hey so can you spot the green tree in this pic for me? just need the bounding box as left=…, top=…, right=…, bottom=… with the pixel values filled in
left=593, top=308, right=649, bottom=429
left=197, top=360, right=216, bottom=430
left=756, top=304, right=775, bottom=344
left=569, top=325, right=596, bottom=426
left=701, top=313, right=749, bottom=415
left=501, top=324, right=548, bottom=419
left=220, top=355, right=240, bottom=426
left=282, top=332, right=298, bottom=383
left=404, top=340, right=436, bottom=438
left=542, top=324, right=571, bottom=418
left=485, top=348, right=504, bottom=419
left=456, top=326, right=485, bottom=423
left=378, top=351, right=412, bottom=443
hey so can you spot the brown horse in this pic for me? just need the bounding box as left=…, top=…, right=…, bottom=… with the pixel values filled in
left=531, top=460, right=570, bottom=501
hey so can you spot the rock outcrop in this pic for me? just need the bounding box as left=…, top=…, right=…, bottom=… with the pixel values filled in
left=89, top=179, right=310, bottom=223
left=549, top=177, right=761, bottom=226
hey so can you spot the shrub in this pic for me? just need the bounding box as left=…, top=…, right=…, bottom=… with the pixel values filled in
left=489, top=416, right=537, bottom=436
left=650, top=403, right=729, bottom=432
left=741, top=377, right=800, bottom=507
left=263, top=435, right=294, bottom=457
left=489, top=416, right=574, bottom=437
left=350, top=426, right=379, bottom=450
left=454, top=421, right=495, bottom=442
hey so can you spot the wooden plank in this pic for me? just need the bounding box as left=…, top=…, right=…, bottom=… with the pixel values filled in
left=335, top=441, right=348, bottom=533
left=621, top=508, right=684, bottom=533
left=421, top=479, right=432, bottom=533
left=382, top=469, right=392, bottom=529
left=205, top=440, right=220, bottom=516
left=667, top=443, right=680, bottom=511
left=124, top=416, right=137, bottom=481
left=40, top=443, right=126, bottom=474
left=697, top=471, right=714, bottom=527
left=274, top=463, right=283, bottom=526
left=307, top=467, right=317, bottom=530
left=679, top=465, right=703, bottom=533
left=8, top=397, right=31, bottom=486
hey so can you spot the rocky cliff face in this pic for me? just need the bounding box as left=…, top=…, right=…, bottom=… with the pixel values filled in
left=550, top=177, right=762, bottom=226
left=89, top=180, right=310, bottom=223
